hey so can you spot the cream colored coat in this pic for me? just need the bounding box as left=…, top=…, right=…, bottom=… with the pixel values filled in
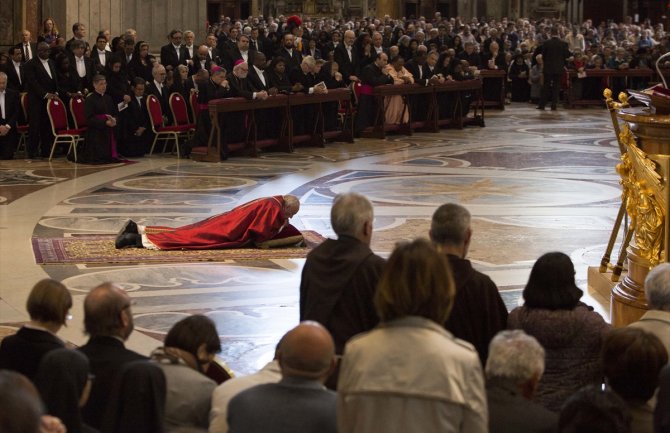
left=629, top=310, right=670, bottom=357
left=338, top=316, right=488, bottom=433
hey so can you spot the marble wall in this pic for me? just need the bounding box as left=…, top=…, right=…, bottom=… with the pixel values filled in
left=41, top=0, right=206, bottom=55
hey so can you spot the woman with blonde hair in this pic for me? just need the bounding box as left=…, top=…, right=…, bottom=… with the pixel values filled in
left=338, top=238, right=487, bottom=433
left=38, top=17, right=60, bottom=47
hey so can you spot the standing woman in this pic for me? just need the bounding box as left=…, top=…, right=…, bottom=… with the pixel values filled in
left=507, top=252, right=611, bottom=413
left=38, top=17, right=60, bottom=47
left=128, top=41, right=155, bottom=82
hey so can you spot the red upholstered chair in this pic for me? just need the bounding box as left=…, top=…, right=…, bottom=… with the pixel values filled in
left=16, top=92, right=29, bottom=156
left=46, top=97, right=85, bottom=162
left=146, top=94, right=191, bottom=158
left=189, top=91, right=201, bottom=123
left=69, top=94, right=88, bottom=130
left=168, top=92, right=195, bottom=140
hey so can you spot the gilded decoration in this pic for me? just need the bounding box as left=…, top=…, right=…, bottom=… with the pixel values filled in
left=617, top=124, right=665, bottom=265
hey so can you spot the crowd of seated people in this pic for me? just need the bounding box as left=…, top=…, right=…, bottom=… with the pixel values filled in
left=14, top=14, right=670, bottom=161
left=1, top=195, right=670, bottom=432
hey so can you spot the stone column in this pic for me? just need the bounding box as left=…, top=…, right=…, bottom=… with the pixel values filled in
left=376, top=0, right=399, bottom=18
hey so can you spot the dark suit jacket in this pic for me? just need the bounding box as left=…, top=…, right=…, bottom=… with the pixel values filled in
left=333, top=44, right=359, bottom=82
left=23, top=57, right=59, bottom=102
left=90, top=49, right=112, bottom=73
left=247, top=66, right=271, bottom=92
left=78, top=336, right=147, bottom=430
left=0, top=327, right=64, bottom=380
left=223, top=47, right=255, bottom=71
left=288, top=67, right=317, bottom=92
left=206, top=47, right=222, bottom=65
left=1, top=61, right=25, bottom=92
left=656, top=364, right=670, bottom=433
left=160, top=43, right=189, bottom=70
left=458, top=51, right=482, bottom=69
left=487, top=379, right=558, bottom=433
left=69, top=54, right=95, bottom=92
left=360, top=63, right=394, bottom=87
left=228, top=74, right=254, bottom=99
left=0, top=88, right=20, bottom=128
left=406, top=60, right=433, bottom=86
left=19, top=42, right=38, bottom=63
left=145, top=81, right=173, bottom=123
left=276, top=47, right=302, bottom=73
left=538, top=37, right=571, bottom=75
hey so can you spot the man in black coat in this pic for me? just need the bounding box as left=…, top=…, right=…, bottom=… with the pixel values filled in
left=333, top=30, right=359, bottom=84
left=69, top=40, right=95, bottom=93
left=205, top=33, right=222, bottom=65
left=160, top=29, right=189, bottom=71
left=537, top=27, right=571, bottom=110
left=300, top=193, right=385, bottom=388
left=223, top=34, right=255, bottom=72
left=2, top=46, right=25, bottom=92
left=90, top=34, right=113, bottom=73
left=145, top=64, right=173, bottom=124
left=355, top=52, right=393, bottom=134
left=18, top=29, right=37, bottom=63
left=78, top=282, right=147, bottom=430
left=23, top=42, right=59, bottom=159
left=120, top=77, right=152, bottom=157
left=0, top=72, right=21, bottom=160
left=429, top=203, right=508, bottom=365
left=485, top=331, right=558, bottom=433
left=276, top=33, right=302, bottom=73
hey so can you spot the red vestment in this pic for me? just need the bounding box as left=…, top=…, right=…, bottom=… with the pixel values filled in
left=141, top=196, right=287, bottom=250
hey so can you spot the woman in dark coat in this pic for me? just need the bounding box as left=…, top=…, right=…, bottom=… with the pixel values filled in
left=81, top=74, right=120, bottom=164
left=104, top=56, right=130, bottom=105
left=127, top=41, right=155, bottom=82
left=508, top=54, right=530, bottom=102
left=264, top=57, right=295, bottom=93
left=507, top=252, right=612, bottom=413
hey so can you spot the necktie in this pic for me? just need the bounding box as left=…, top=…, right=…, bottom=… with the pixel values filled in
left=0, top=91, right=4, bottom=120
left=25, top=44, right=31, bottom=60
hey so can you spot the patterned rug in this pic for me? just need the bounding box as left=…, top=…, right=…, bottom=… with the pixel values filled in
left=32, top=231, right=327, bottom=265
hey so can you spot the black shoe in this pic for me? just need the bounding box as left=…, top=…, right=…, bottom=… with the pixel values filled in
left=536, top=106, right=545, bottom=110
left=117, top=219, right=139, bottom=237
left=115, top=233, right=142, bottom=249
left=550, top=106, right=557, bottom=111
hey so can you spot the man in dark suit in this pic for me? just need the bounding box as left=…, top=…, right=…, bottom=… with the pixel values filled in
left=18, top=30, right=37, bottom=64
left=249, top=27, right=264, bottom=54
left=65, top=22, right=89, bottom=53
left=223, top=34, right=255, bottom=71
left=2, top=46, right=25, bottom=92
left=485, top=330, right=558, bottom=433
left=78, top=282, right=147, bottom=430
left=90, top=34, right=112, bottom=73
left=160, top=29, right=189, bottom=71
left=0, top=72, right=21, bottom=159
left=120, top=77, right=152, bottom=156
left=227, top=322, right=337, bottom=433
left=191, top=45, right=212, bottom=75
left=145, top=64, right=173, bottom=124
left=69, top=40, right=95, bottom=93
left=457, top=42, right=482, bottom=69
left=333, top=30, right=358, bottom=84
left=120, top=36, right=136, bottom=69
left=537, top=27, right=571, bottom=111
left=277, top=33, right=302, bottom=73
left=356, top=52, right=393, bottom=134
left=23, top=42, right=59, bottom=159
left=205, top=33, right=222, bottom=65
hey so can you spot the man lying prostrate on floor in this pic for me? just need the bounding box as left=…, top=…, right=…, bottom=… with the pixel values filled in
left=115, top=195, right=301, bottom=250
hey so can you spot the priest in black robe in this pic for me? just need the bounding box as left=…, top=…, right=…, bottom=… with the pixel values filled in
left=81, top=74, right=120, bottom=164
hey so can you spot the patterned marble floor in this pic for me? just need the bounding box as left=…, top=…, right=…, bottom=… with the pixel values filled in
left=0, top=104, right=622, bottom=374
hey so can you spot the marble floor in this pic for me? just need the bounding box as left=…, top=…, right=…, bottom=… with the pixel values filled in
left=0, top=104, right=623, bottom=374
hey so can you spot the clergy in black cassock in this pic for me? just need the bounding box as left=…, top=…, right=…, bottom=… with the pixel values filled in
left=81, top=75, right=119, bottom=164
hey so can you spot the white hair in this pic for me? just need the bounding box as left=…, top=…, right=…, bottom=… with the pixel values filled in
left=331, top=193, right=373, bottom=237
left=485, top=330, right=545, bottom=382
left=645, top=263, right=670, bottom=310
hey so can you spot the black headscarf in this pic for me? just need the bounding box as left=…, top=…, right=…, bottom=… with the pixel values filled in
left=35, top=348, right=91, bottom=433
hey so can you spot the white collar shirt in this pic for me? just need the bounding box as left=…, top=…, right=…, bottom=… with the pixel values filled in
left=40, top=57, right=52, bottom=79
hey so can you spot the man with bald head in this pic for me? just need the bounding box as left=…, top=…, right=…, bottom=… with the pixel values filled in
left=78, top=282, right=146, bottom=429
left=334, top=29, right=359, bottom=84
left=227, top=322, right=337, bottom=433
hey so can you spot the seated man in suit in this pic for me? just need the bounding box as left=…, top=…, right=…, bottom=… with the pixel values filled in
left=0, top=72, right=20, bottom=160
left=187, top=65, right=230, bottom=153
left=486, top=330, right=557, bottom=433
left=227, top=322, right=337, bottom=433
left=145, top=64, right=172, bottom=125
left=78, top=282, right=147, bottom=430
left=355, top=52, right=393, bottom=134
left=289, top=56, right=327, bottom=136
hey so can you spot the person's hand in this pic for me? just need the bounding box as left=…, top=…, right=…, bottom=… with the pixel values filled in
left=220, top=80, right=230, bottom=89
left=314, top=86, right=327, bottom=94
left=292, top=83, right=304, bottom=92
left=334, top=71, right=343, bottom=81
left=268, top=87, right=278, bottom=96
left=40, top=415, right=66, bottom=433
left=105, top=115, right=117, bottom=127
left=402, top=75, right=412, bottom=83
left=46, top=93, right=58, bottom=100
left=257, top=90, right=269, bottom=100
left=349, top=75, right=359, bottom=82
left=135, top=127, right=146, bottom=136
left=0, top=125, right=9, bottom=136
left=123, top=94, right=132, bottom=103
